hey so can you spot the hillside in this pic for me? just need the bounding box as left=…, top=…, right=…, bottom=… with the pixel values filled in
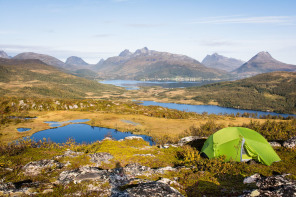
left=187, top=71, right=296, bottom=114
left=233, top=52, right=296, bottom=77
left=0, top=58, right=123, bottom=98
left=93, top=47, right=229, bottom=80
left=202, top=53, right=245, bottom=72
left=13, top=52, right=66, bottom=69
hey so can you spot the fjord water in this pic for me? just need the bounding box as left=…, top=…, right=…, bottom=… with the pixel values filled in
left=100, top=80, right=205, bottom=89
left=30, top=123, right=154, bottom=145
left=140, top=101, right=296, bottom=118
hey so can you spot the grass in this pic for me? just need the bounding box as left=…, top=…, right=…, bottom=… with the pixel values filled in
left=0, top=109, right=274, bottom=145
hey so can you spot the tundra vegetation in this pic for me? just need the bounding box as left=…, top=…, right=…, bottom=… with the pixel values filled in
left=0, top=97, right=296, bottom=196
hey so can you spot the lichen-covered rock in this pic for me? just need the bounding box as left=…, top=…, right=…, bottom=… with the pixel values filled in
left=88, top=152, right=114, bottom=166
left=22, top=159, right=64, bottom=176
left=243, top=174, right=296, bottom=197
left=58, top=166, right=110, bottom=184
left=123, top=163, right=152, bottom=178
left=124, top=181, right=184, bottom=197
left=283, top=136, right=296, bottom=148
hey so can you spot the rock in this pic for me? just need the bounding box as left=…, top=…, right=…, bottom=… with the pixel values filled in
left=243, top=174, right=296, bottom=197
left=243, top=173, right=261, bottom=184
left=58, top=166, right=109, bottom=184
left=22, top=159, right=64, bottom=176
left=88, top=152, right=114, bottom=166
left=42, top=189, right=54, bottom=194
left=155, top=166, right=177, bottom=174
left=0, top=181, right=40, bottom=196
left=123, top=163, right=152, bottom=178
left=123, top=181, right=184, bottom=197
left=87, top=183, right=111, bottom=196
left=103, top=137, right=113, bottom=141
left=133, top=154, right=155, bottom=157
left=177, top=136, right=207, bottom=151
left=283, top=136, right=296, bottom=148
left=124, top=136, right=143, bottom=141
left=54, top=149, right=83, bottom=159
left=269, top=141, right=281, bottom=148
left=249, top=189, right=260, bottom=197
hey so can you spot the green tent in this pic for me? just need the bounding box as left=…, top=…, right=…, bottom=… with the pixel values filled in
left=201, top=127, right=281, bottom=166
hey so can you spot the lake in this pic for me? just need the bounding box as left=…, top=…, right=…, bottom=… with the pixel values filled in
left=100, top=80, right=218, bottom=90
left=30, top=123, right=154, bottom=145
left=44, top=119, right=90, bottom=127
left=139, top=101, right=296, bottom=118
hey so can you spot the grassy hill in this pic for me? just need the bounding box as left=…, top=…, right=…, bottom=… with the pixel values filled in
left=0, top=58, right=124, bottom=99
left=188, top=71, right=296, bottom=114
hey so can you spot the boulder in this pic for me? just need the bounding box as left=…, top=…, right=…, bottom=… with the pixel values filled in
left=243, top=173, right=261, bottom=184
left=178, top=136, right=207, bottom=151
left=22, top=159, right=64, bottom=176
left=269, top=141, right=281, bottom=148
left=88, top=152, right=114, bottom=166
left=243, top=174, right=296, bottom=197
left=124, top=136, right=143, bottom=141
left=283, top=136, right=296, bottom=148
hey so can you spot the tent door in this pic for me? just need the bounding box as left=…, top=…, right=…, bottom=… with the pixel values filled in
left=241, top=138, right=252, bottom=162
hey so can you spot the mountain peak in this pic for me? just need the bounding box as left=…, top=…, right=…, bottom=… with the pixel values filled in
left=65, top=56, right=89, bottom=66
left=119, top=49, right=132, bottom=57
left=0, top=50, right=9, bottom=59
left=255, top=51, right=272, bottom=58
left=134, top=47, right=149, bottom=55
left=233, top=51, right=296, bottom=75
left=202, top=53, right=245, bottom=72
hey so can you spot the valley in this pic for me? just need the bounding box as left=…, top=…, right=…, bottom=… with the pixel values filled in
left=0, top=48, right=295, bottom=196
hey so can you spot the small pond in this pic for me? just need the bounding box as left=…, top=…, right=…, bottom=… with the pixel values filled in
left=31, top=123, right=154, bottom=145
left=17, top=128, right=31, bottom=132
left=44, top=119, right=90, bottom=127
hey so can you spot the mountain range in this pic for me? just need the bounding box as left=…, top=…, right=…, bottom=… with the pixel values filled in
left=93, top=47, right=228, bottom=80
left=202, top=53, right=245, bottom=72
left=1, top=49, right=295, bottom=80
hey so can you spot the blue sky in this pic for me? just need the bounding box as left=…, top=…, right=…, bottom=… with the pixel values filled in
left=0, top=0, right=296, bottom=64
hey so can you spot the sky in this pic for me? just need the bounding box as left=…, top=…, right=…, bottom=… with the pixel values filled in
left=0, top=0, right=296, bottom=64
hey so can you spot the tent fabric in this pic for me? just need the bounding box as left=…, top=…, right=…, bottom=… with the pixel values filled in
left=201, top=127, right=281, bottom=166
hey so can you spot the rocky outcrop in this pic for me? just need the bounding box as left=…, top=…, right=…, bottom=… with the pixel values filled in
left=243, top=174, right=296, bottom=196
left=283, top=136, right=296, bottom=148
left=56, top=163, right=183, bottom=196
left=22, top=159, right=64, bottom=176
left=58, top=166, right=110, bottom=184
left=88, top=152, right=114, bottom=166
